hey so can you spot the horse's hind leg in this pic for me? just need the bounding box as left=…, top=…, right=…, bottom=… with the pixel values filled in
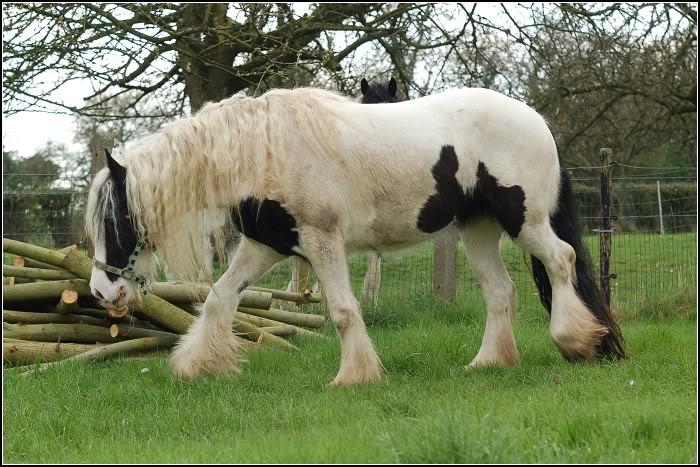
left=517, top=221, right=606, bottom=360
left=361, top=252, right=382, bottom=305
left=170, top=237, right=285, bottom=379
left=301, top=229, right=383, bottom=385
left=460, top=219, right=520, bottom=368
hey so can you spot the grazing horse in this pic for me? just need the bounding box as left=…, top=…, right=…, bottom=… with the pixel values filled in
left=291, top=76, right=401, bottom=303
left=85, top=86, right=626, bottom=385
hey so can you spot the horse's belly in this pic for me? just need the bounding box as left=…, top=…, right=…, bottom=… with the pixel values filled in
left=344, top=203, right=436, bottom=252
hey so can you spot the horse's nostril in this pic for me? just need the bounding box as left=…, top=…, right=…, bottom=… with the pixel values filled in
left=112, top=299, right=118, bottom=306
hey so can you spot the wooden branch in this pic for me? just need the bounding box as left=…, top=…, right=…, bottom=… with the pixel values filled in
left=107, top=323, right=179, bottom=340
left=56, top=245, right=78, bottom=254
left=3, top=322, right=178, bottom=344
left=17, top=258, right=63, bottom=271
left=18, top=336, right=178, bottom=376
left=1, top=240, right=196, bottom=333
left=150, top=282, right=273, bottom=309
left=3, top=238, right=68, bottom=270
left=3, top=310, right=159, bottom=332
left=54, top=289, right=79, bottom=314
left=3, top=265, right=79, bottom=281
left=247, top=286, right=323, bottom=304
left=3, top=239, right=94, bottom=280
left=2, top=279, right=194, bottom=334
left=232, top=319, right=298, bottom=351
left=3, top=338, right=101, bottom=365
left=3, top=279, right=92, bottom=302
left=259, top=325, right=297, bottom=337
left=234, top=312, right=325, bottom=339
left=237, top=306, right=325, bottom=328
left=139, top=294, right=194, bottom=334
left=9, top=255, right=24, bottom=285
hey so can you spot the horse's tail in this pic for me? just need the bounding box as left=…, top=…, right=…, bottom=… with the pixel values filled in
left=530, top=165, right=627, bottom=359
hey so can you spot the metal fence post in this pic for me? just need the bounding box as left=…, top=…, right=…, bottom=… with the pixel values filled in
left=599, top=148, right=614, bottom=306
left=433, top=229, right=457, bottom=302
left=656, top=180, right=665, bottom=235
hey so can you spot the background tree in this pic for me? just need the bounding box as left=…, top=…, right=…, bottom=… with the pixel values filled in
left=3, top=3, right=696, bottom=168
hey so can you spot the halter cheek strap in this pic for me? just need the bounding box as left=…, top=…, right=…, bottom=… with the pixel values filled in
left=93, top=239, right=152, bottom=295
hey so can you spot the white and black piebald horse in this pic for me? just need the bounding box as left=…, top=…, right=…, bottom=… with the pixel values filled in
left=86, top=86, right=626, bottom=385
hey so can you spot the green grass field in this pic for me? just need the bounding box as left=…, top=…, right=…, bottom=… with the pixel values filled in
left=4, top=294, right=697, bottom=463
left=3, top=232, right=697, bottom=463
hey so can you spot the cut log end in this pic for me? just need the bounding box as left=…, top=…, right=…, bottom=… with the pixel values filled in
left=61, top=289, right=79, bottom=305
left=106, top=307, right=129, bottom=319
left=9, top=256, right=24, bottom=285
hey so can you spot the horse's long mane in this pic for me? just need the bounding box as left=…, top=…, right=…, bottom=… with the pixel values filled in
left=87, top=87, right=351, bottom=281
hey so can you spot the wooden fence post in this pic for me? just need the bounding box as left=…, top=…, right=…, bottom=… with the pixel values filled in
left=87, top=132, right=114, bottom=259
left=599, top=148, right=614, bottom=306
left=433, top=229, right=458, bottom=302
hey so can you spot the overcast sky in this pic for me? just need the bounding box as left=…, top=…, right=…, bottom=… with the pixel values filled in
left=3, top=77, right=87, bottom=158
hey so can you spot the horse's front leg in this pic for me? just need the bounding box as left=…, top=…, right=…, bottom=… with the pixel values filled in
left=301, top=228, right=383, bottom=385
left=170, top=238, right=285, bottom=379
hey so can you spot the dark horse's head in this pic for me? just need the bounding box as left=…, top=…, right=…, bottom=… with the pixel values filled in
left=86, top=149, right=155, bottom=316
left=360, top=77, right=399, bottom=104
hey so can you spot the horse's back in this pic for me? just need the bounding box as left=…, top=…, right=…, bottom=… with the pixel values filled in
left=280, top=87, right=561, bottom=252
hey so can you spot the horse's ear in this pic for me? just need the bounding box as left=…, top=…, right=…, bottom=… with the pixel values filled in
left=361, top=78, right=369, bottom=95
left=104, top=148, right=126, bottom=184
left=388, top=77, right=397, bottom=96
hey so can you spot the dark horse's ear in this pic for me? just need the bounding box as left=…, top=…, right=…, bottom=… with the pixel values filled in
left=105, top=148, right=126, bottom=185
left=388, top=77, right=397, bottom=96
left=361, top=78, right=369, bottom=95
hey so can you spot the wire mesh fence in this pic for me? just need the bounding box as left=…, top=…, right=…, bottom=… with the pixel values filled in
left=3, top=165, right=696, bottom=312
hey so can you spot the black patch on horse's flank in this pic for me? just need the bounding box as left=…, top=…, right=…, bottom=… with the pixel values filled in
left=416, top=146, right=526, bottom=237
left=231, top=198, right=300, bottom=256
left=360, top=78, right=399, bottom=104
left=102, top=178, right=138, bottom=282
left=417, top=146, right=467, bottom=233
left=474, top=162, right=527, bottom=238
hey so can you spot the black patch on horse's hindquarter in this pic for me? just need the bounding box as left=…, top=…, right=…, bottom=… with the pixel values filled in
left=416, top=145, right=526, bottom=237
left=231, top=198, right=299, bottom=256
left=474, top=162, right=527, bottom=238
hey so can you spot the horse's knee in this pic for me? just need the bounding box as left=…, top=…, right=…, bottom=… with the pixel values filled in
left=330, top=304, right=358, bottom=332
left=543, top=242, right=576, bottom=285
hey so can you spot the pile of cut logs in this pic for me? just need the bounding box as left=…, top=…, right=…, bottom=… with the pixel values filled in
left=3, top=238, right=326, bottom=374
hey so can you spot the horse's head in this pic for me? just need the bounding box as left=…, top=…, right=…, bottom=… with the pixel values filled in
left=85, top=149, right=156, bottom=315
left=359, top=77, right=399, bottom=104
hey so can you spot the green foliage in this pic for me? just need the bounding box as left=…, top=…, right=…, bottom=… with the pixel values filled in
left=3, top=145, right=87, bottom=247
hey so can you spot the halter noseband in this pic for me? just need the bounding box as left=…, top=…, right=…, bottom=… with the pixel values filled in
left=93, top=239, right=152, bottom=295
